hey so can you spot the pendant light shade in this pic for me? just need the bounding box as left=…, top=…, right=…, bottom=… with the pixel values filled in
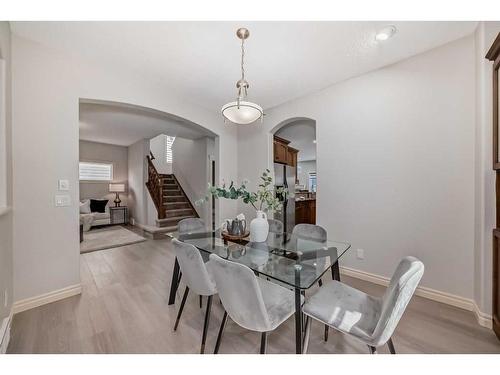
left=221, top=28, right=263, bottom=125
left=221, top=101, right=264, bottom=125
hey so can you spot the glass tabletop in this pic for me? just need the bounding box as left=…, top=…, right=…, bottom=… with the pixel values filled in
left=166, top=230, right=351, bottom=290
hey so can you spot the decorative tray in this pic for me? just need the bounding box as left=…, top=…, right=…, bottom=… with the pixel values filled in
left=221, top=230, right=250, bottom=242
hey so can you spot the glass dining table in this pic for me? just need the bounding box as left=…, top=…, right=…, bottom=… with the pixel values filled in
left=166, top=230, right=351, bottom=353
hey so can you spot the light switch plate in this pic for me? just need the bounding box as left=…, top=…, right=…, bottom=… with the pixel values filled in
left=58, top=179, right=69, bottom=191
left=356, top=249, right=364, bottom=260
left=55, top=195, right=71, bottom=207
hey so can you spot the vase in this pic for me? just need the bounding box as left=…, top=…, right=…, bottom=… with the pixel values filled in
left=250, top=210, right=269, bottom=242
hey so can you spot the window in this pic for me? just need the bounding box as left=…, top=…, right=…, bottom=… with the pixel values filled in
left=79, top=162, right=113, bottom=181
left=166, top=135, right=175, bottom=164
left=308, top=172, right=317, bottom=192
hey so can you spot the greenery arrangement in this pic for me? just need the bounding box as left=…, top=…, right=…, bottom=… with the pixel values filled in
left=196, top=169, right=287, bottom=212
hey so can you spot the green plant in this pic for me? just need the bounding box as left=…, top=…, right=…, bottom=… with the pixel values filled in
left=196, top=169, right=287, bottom=212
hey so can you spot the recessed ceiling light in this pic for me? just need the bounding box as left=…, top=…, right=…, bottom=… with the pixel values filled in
left=313, top=140, right=317, bottom=144
left=375, top=26, right=397, bottom=42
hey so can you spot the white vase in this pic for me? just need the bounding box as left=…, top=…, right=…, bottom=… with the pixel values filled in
left=250, top=210, right=269, bottom=242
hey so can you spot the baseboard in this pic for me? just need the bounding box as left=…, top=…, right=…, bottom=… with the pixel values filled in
left=0, top=310, right=13, bottom=354
left=340, top=266, right=493, bottom=329
left=12, top=284, right=82, bottom=314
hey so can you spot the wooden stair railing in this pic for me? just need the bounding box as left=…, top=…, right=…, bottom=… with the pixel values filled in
left=146, top=154, right=166, bottom=219
left=145, top=153, right=200, bottom=224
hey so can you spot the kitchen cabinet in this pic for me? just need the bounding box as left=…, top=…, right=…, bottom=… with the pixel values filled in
left=274, top=136, right=299, bottom=169
left=274, top=138, right=288, bottom=164
left=295, top=199, right=316, bottom=225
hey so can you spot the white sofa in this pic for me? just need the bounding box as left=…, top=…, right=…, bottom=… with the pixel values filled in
left=80, top=199, right=111, bottom=231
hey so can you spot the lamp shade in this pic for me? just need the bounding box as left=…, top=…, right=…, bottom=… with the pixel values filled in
left=221, top=101, right=263, bottom=125
left=109, top=183, right=126, bottom=193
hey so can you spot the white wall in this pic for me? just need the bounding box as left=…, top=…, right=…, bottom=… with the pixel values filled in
left=172, top=136, right=214, bottom=225
left=127, top=139, right=150, bottom=225
left=238, top=36, right=476, bottom=300
left=297, top=160, right=316, bottom=190
left=0, top=21, right=13, bottom=327
left=474, top=22, right=500, bottom=314
left=11, top=35, right=238, bottom=303
left=79, top=140, right=128, bottom=205
left=149, top=134, right=172, bottom=175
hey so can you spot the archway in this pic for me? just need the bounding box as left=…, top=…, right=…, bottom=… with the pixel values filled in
left=269, top=117, right=317, bottom=232
left=78, top=98, right=221, bottom=244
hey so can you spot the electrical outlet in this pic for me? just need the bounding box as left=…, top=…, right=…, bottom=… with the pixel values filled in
left=356, top=249, right=364, bottom=260
left=55, top=195, right=71, bottom=207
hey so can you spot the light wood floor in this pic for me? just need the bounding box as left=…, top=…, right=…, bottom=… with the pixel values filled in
left=7, top=231, right=500, bottom=354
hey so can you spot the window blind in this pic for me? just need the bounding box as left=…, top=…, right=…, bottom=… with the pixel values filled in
left=79, top=162, right=113, bottom=181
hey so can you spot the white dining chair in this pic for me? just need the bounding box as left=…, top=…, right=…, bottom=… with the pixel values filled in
left=171, top=238, right=217, bottom=354
left=209, top=253, right=302, bottom=354
left=302, top=256, right=424, bottom=354
left=178, top=217, right=209, bottom=308
left=292, top=223, right=327, bottom=242
left=178, top=217, right=206, bottom=234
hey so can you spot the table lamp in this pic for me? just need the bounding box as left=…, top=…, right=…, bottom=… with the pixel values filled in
left=109, top=183, right=126, bottom=207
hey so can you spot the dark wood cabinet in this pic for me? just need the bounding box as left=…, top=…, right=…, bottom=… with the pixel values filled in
left=295, top=199, right=316, bottom=225
left=274, top=136, right=299, bottom=170
left=274, top=139, right=288, bottom=164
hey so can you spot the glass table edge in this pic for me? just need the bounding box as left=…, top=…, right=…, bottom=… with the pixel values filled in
left=166, top=231, right=352, bottom=290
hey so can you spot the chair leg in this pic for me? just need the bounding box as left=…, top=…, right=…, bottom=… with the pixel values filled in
left=387, top=338, right=396, bottom=354
left=199, top=295, right=203, bottom=309
left=302, top=316, right=311, bottom=354
left=214, top=311, right=228, bottom=354
left=173, top=286, right=189, bottom=331
left=200, top=295, right=213, bottom=354
left=368, top=345, right=377, bottom=354
left=324, top=325, right=329, bottom=342
left=260, top=332, right=268, bottom=354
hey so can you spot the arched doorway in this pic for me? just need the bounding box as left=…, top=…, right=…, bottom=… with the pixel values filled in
left=78, top=98, right=221, bottom=247
left=270, top=117, right=317, bottom=233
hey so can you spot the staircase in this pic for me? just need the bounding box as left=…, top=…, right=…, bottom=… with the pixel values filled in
left=146, top=154, right=199, bottom=233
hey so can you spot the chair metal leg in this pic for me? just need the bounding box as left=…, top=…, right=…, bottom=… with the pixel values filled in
left=302, top=316, right=311, bottom=354
left=214, top=311, right=228, bottom=354
left=368, top=345, right=377, bottom=354
left=200, top=295, right=213, bottom=354
left=173, top=286, right=189, bottom=331
left=168, top=258, right=180, bottom=305
left=324, top=325, right=329, bottom=342
left=260, top=332, right=268, bottom=354
left=387, top=338, right=396, bottom=354
left=199, top=295, right=203, bottom=309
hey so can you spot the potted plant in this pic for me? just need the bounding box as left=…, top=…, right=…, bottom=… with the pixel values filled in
left=197, top=169, right=287, bottom=242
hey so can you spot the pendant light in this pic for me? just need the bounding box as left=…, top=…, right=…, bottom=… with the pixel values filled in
left=221, top=28, right=264, bottom=125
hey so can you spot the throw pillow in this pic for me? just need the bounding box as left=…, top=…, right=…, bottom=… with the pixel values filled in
left=80, top=199, right=91, bottom=214
left=90, top=199, right=109, bottom=213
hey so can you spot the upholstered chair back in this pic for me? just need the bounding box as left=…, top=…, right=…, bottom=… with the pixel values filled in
left=292, top=224, right=327, bottom=242
left=178, top=218, right=206, bottom=234
left=267, top=219, right=284, bottom=234
left=371, top=256, right=424, bottom=346
left=172, top=239, right=216, bottom=296
left=209, top=254, right=271, bottom=332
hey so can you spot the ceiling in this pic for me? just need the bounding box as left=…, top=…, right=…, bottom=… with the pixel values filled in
left=79, top=100, right=215, bottom=146
left=275, top=119, right=316, bottom=162
left=11, top=22, right=477, bottom=112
